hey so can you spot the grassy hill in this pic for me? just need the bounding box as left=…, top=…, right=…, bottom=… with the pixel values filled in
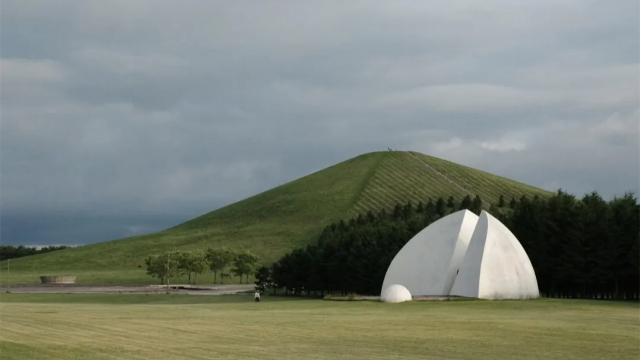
left=0, top=151, right=552, bottom=285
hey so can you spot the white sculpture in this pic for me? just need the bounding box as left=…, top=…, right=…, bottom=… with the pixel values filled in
left=450, top=210, right=539, bottom=299
left=381, top=210, right=479, bottom=296
left=381, top=209, right=539, bottom=301
left=381, top=284, right=412, bottom=303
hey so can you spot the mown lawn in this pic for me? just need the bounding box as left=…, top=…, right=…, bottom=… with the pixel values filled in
left=1, top=295, right=637, bottom=360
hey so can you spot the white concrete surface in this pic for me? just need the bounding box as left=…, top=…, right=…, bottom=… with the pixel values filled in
left=381, top=210, right=479, bottom=296
left=380, top=284, right=412, bottom=303
left=450, top=210, right=539, bottom=300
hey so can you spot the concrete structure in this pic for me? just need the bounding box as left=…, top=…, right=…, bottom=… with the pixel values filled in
left=40, top=276, right=77, bottom=284
left=450, top=210, right=539, bottom=299
left=380, top=284, right=412, bottom=303
left=381, top=210, right=479, bottom=296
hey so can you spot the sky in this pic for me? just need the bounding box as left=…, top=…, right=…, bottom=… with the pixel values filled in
left=1, top=0, right=638, bottom=246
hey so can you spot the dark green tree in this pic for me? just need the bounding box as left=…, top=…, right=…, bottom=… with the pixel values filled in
left=435, top=197, right=446, bottom=216
left=267, top=190, right=640, bottom=299
left=498, top=195, right=506, bottom=207
left=254, top=266, right=274, bottom=292
left=402, top=201, right=414, bottom=219
left=470, top=195, right=483, bottom=214
left=459, top=195, right=472, bottom=210
left=446, top=196, right=456, bottom=208
left=393, top=204, right=403, bottom=219
left=425, top=199, right=436, bottom=217
left=366, top=210, right=376, bottom=223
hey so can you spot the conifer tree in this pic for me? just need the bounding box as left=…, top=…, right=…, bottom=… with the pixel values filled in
left=393, top=204, right=403, bottom=219
left=446, top=196, right=456, bottom=208
left=470, top=195, right=483, bottom=214
left=498, top=195, right=506, bottom=207
left=435, top=197, right=446, bottom=216
left=459, top=195, right=472, bottom=210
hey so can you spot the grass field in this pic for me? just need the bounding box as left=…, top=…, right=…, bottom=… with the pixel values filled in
left=1, top=295, right=637, bottom=360
left=0, top=151, right=552, bottom=285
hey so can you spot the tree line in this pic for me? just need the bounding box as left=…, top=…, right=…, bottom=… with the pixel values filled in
left=0, top=245, right=70, bottom=261
left=144, top=247, right=260, bottom=285
left=264, top=191, right=639, bottom=300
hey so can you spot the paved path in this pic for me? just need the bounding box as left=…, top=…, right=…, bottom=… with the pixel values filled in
left=7, top=284, right=255, bottom=295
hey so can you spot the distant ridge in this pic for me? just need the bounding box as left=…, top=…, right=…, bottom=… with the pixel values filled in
left=2, top=150, right=552, bottom=284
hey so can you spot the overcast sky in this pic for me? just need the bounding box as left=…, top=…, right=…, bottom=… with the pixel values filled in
left=2, top=1, right=638, bottom=246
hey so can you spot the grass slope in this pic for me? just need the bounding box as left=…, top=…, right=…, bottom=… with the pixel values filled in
left=1, top=295, right=638, bottom=360
left=1, top=151, right=551, bottom=285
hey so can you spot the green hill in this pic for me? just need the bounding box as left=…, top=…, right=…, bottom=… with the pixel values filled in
left=1, top=151, right=552, bottom=285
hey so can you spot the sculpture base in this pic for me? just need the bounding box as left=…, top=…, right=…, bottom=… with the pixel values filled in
left=40, top=276, right=77, bottom=284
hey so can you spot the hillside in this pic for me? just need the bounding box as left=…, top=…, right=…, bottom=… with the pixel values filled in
left=1, top=151, right=552, bottom=285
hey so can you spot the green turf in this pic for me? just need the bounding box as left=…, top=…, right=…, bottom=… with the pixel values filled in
left=0, top=151, right=552, bottom=285
left=0, top=295, right=637, bottom=360
left=0, top=293, right=306, bottom=305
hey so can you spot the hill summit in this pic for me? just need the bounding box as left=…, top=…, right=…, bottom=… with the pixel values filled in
left=2, top=150, right=551, bottom=284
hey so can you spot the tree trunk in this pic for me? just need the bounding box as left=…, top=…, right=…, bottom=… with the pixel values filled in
left=214, top=271, right=217, bottom=284
left=188, top=273, right=191, bottom=285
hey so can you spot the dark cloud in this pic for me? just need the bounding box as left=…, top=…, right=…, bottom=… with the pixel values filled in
left=1, top=0, right=638, bottom=246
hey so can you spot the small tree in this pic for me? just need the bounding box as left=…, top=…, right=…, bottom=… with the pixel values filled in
left=177, top=250, right=208, bottom=284
left=145, top=255, right=164, bottom=284
left=231, top=249, right=260, bottom=284
left=206, top=247, right=235, bottom=284
left=145, top=252, right=179, bottom=285
left=231, top=267, right=244, bottom=284
left=177, top=251, right=191, bottom=284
